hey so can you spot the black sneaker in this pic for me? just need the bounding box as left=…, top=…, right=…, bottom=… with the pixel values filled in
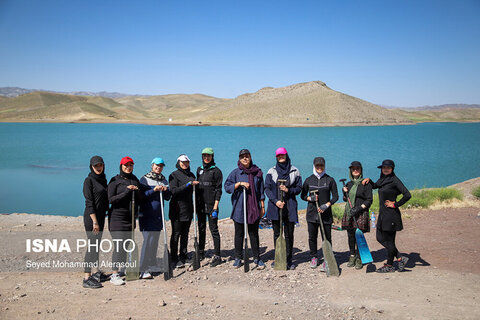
left=287, top=262, right=296, bottom=270
left=397, top=256, right=409, bottom=272
left=199, top=253, right=206, bottom=261
left=376, top=264, right=395, bottom=273
left=210, top=255, right=223, bottom=267
left=175, top=260, right=185, bottom=269
left=91, top=271, right=109, bottom=283
left=83, top=276, right=103, bottom=289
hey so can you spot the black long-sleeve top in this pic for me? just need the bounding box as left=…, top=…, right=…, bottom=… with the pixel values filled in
left=196, top=166, right=223, bottom=214
left=301, top=173, right=339, bottom=224
left=169, top=169, right=196, bottom=221
left=83, top=173, right=108, bottom=231
left=372, top=175, right=411, bottom=231
left=107, top=174, right=143, bottom=232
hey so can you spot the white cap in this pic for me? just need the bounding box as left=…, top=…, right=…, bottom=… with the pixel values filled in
left=177, top=154, right=191, bottom=162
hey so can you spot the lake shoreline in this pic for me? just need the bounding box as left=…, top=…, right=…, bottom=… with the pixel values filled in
left=5, top=119, right=480, bottom=128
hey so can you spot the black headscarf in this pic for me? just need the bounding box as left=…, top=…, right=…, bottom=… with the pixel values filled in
left=176, top=161, right=192, bottom=175
left=89, top=156, right=107, bottom=188
left=202, top=156, right=216, bottom=170
left=276, top=154, right=291, bottom=180
left=119, top=165, right=134, bottom=180
left=375, top=167, right=396, bottom=188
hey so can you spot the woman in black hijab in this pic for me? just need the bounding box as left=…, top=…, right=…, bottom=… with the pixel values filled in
left=108, top=156, right=143, bottom=285
left=82, top=156, right=109, bottom=288
left=364, top=159, right=411, bottom=273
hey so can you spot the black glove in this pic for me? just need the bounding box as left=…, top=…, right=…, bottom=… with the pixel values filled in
left=350, top=206, right=362, bottom=217
left=319, top=204, right=328, bottom=211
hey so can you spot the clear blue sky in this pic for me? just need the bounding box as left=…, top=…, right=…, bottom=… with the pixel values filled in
left=0, top=0, right=479, bottom=107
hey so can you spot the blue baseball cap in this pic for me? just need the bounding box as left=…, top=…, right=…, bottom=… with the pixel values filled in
left=151, top=157, right=165, bottom=166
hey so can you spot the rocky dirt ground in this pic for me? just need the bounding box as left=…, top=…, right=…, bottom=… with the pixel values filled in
left=1, top=202, right=480, bottom=320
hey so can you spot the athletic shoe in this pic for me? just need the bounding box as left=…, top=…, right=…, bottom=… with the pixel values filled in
left=347, top=255, right=356, bottom=268
left=355, top=257, right=363, bottom=270
left=271, top=261, right=275, bottom=268
left=310, top=257, right=318, bottom=269
left=83, top=276, right=102, bottom=289
left=141, top=272, right=153, bottom=279
left=397, top=256, right=409, bottom=272
left=175, top=260, right=185, bottom=269
left=91, top=271, right=109, bottom=283
left=254, top=259, right=266, bottom=270
left=118, top=268, right=126, bottom=277
left=287, top=262, right=296, bottom=270
left=210, top=255, right=223, bottom=268
left=319, top=261, right=327, bottom=272
left=109, top=273, right=125, bottom=286
left=199, top=253, right=205, bottom=261
left=233, top=258, right=242, bottom=268
left=376, top=264, right=395, bottom=273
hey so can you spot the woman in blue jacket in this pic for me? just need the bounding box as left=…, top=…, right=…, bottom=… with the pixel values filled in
left=265, top=147, right=302, bottom=270
left=138, top=157, right=171, bottom=279
left=224, top=149, right=266, bottom=270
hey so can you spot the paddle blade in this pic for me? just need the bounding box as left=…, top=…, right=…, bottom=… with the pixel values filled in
left=126, top=240, right=140, bottom=281
left=321, top=240, right=339, bottom=277
left=243, top=239, right=249, bottom=272
left=355, top=228, right=373, bottom=264
left=193, top=238, right=200, bottom=270
left=274, top=236, right=287, bottom=271
left=163, top=245, right=173, bottom=281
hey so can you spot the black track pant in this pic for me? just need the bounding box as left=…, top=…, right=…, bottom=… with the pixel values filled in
left=347, top=229, right=358, bottom=256
left=272, top=218, right=295, bottom=264
left=83, top=231, right=103, bottom=273
left=197, top=211, right=221, bottom=256
left=307, top=221, right=332, bottom=258
left=170, top=220, right=191, bottom=262
left=376, top=228, right=398, bottom=265
left=234, top=220, right=260, bottom=260
left=110, top=231, right=130, bottom=272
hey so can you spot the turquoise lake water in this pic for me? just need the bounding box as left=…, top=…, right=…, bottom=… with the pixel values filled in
left=0, top=122, right=479, bottom=218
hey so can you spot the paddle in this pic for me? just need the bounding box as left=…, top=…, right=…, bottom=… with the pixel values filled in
left=243, top=186, right=250, bottom=272
left=192, top=185, right=201, bottom=270
left=274, top=179, right=287, bottom=271
left=340, top=179, right=373, bottom=264
left=126, top=189, right=140, bottom=281
left=159, top=186, right=173, bottom=280
left=310, top=190, right=339, bottom=277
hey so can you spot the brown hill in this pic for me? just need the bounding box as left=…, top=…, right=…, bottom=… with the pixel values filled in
left=203, top=81, right=411, bottom=126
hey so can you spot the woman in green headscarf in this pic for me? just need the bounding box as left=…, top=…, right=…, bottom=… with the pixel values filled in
left=341, top=161, right=373, bottom=270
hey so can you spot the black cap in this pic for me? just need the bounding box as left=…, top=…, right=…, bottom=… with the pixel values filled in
left=377, top=159, right=395, bottom=169
left=239, top=149, right=251, bottom=157
left=313, top=157, right=325, bottom=166
left=349, top=161, right=362, bottom=168
left=90, top=156, right=104, bottom=166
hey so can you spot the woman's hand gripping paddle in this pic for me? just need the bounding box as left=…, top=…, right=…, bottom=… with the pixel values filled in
left=192, top=185, right=201, bottom=270
left=126, top=190, right=140, bottom=281
left=159, top=187, right=173, bottom=280
left=311, top=190, right=339, bottom=277
left=274, top=179, right=287, bottom=271
left=340, top=179, right=373, bottom=264
left=243, top=186, right=250, bottom=272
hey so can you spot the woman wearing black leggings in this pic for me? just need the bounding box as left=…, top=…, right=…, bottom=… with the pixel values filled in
left=365, top=159, right=411, bottom=273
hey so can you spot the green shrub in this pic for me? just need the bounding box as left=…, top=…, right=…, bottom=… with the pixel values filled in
left=472, top=186, right=480, bottom=199
left=331, top=203, right=345, bottom=221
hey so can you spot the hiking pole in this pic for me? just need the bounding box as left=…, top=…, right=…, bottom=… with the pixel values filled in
left=243, top=186, right=250, bottom=272
left=126, top=189, right=140, bottom=281
left=274, top=179, right=287, bottom=271
left=339, top=179, right=372, bottom=264
left=192, top=184, right=201, bottom=270
left=310, top=190, right=339, bottom=277
left=159, top=186, right=173, bottom=280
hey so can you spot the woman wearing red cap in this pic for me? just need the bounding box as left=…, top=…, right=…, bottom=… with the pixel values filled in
left=265, top=147, right=302, bottom=270
left=363, top=159, right=411, bottom=273
left=107, top=156, right=143, bottom=285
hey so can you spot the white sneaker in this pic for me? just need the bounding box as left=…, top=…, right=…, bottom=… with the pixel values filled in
left=110, top=273, right=125, bottom=286
left=141, top=272, right=153, bottom=279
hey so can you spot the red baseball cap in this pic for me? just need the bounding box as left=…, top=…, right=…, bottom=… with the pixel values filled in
left=120, top=156, right=134, bottom=165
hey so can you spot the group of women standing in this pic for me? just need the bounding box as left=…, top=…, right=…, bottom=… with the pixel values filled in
left=82, top=148, right=411, bottom=289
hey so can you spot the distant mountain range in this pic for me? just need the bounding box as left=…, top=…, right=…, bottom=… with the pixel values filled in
left=0, top=87, right=135, bottom=99
left=0, top=83, right=478, bottom=126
